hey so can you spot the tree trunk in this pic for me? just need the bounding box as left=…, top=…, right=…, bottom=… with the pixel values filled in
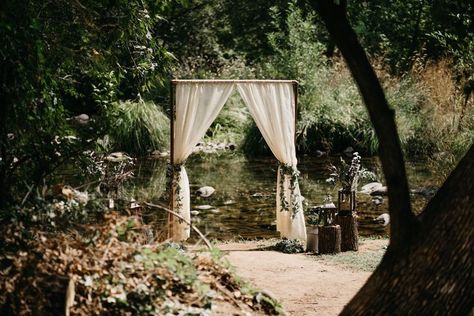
left=311, top=1, right=474, bottom=314
left=306, top=225, right=319, bottom=253
left=342, top=145, right=474, bottom=315
left=313, top=0, right=417, bottom=250
left=318, top=225, right=341, bottom=254
left=335, top=213, right=358, bottom=251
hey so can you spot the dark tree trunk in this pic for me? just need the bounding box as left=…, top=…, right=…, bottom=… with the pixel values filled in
left=342, top=146, right=474, bottom=315
left=306, top=225, right=319, bottom=253
left=335, top=214, right=358, bottom=252
left=311, top=1, right=474, bottom=314
left=318, top=225, right=341, bottom=254
left=312, top=0, right=417, bottom=251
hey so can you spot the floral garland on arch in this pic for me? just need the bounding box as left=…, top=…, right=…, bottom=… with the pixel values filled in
left=278, top=162, right=303, bottom=219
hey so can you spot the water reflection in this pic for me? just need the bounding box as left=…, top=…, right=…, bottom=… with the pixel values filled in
left=129, top=153, right=433, bottom=240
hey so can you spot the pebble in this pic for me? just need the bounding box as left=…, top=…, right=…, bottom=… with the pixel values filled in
left=360, top=182, right=384, bottom=194
left=196, top=186, right=215, bottom=198
left=194, top=205, right=213, bottom=210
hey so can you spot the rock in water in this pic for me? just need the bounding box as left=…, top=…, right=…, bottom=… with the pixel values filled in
left=343, top=146, right=354, bottom=156
left=371, top=196, right=384, bottom=206
left=360, top=182, right=384, bottom=194
left=196, top=186, right=215, bottom=198
left=106, top=152, right=132, bottom=162
left=194, top=205, right=213, bottom=210
left=374, top=213, right=390, bottom=226
left=74, top=114, right=90, bottom=125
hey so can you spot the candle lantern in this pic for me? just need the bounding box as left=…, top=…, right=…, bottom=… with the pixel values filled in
left=338, top=189, right=356, bottom=216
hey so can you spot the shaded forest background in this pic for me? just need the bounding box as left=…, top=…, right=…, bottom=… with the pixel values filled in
left=1, top=1, right=473, bottom=315
left=1, top=0, right=473, bottom=207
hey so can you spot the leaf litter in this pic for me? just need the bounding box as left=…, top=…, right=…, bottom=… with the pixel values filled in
left=0, top=211, right=283, bottom=315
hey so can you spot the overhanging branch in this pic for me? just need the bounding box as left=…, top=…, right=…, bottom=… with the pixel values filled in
left=312, top=0, right=417, bottom=247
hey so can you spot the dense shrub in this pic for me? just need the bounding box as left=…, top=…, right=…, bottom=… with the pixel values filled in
left=106, top=100, right=169, bottom=155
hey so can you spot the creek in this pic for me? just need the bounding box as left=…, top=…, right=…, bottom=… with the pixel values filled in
left=130, top=153, right=434, bottom=240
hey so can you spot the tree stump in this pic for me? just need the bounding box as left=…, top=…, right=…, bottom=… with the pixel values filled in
left=318, top=225, right=341, bottom=254
left=336, top=212, right=359, bottom=251
left=306, top=225, right=319, bottom=253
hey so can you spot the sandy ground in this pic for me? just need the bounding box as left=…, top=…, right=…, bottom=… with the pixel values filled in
left=216, top=239, right=388, bottom=316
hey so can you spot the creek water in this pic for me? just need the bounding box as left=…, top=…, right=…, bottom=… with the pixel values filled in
left=131, top=153, right=434, bottom=240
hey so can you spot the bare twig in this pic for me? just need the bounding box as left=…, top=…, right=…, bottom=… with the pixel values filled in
left=144, top=202, right=212, bottom=250
left=214, top=282, right=248, bottom=311
left=20, top=184, right=34, bottom=206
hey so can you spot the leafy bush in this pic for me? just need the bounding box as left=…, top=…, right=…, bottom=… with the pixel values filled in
left=272, top=239, right=305, bottom=254
left=106, top=100, right=169, bottom=155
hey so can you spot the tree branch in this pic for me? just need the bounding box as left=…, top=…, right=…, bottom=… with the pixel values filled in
left=311, top=0, right=417, bottom=247
left=144, top=202, right=212, bottom=250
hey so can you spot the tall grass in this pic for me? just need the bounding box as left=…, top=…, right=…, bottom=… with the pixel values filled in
left=412, top=58, right=474, bottom=157
left=105, top=100, right=169, bottom=155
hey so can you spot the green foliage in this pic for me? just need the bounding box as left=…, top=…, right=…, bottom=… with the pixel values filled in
left=0, top=0, right=175, bottom=207
left=243, top=4, right=370, bottom=155
left=272, top=239, right=305, bottom=254
left=244, top=1, right=455, bottom=159
left=1, top=0, right=472, bottom=208
left=205, top=90, right=252, bottom=146
left=348, top=1, right=473, bottom=72
left=106, top=100, right=170, bottom=155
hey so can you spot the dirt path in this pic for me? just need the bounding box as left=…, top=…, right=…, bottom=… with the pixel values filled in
left=217, top=239, right=388, bottom=316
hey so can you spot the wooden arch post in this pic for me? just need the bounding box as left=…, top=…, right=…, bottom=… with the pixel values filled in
left=168, top=81, right=176, bottom=238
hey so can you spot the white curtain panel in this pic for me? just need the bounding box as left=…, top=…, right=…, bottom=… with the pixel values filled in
left=237, top=82, right=306, bottom=241
left=170, top=82, right=234, bottom=241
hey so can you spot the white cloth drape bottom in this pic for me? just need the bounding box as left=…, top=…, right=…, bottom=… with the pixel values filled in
left=170, top=166, right=191, bottom=241
left=276, top=165, right=307, bottom=241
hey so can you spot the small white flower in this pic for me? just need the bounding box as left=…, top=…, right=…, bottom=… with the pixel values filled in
left=83, top=275, right=94, bottom=287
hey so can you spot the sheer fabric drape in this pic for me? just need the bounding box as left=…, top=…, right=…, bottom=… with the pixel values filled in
left=237, top=83, right=306, bottom=241
left=170, top=82, right=234, bottom=241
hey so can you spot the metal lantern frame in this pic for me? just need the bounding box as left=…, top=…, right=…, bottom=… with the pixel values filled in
left=337, top=189, right=356, bottom=215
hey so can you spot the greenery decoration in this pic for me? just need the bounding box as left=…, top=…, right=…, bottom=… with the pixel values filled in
left=272, top=239, right=305, bottom=254
left=278, top=162, right=303, bottom=218
left=166, top=162, right=185, bottom=220
left=326, top=152, right=376, bottom=191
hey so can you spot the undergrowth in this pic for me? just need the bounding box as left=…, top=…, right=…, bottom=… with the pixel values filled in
left=105, top=100, right=169, bottom=155
left=315, top=237, right=388, bottom=272
left=0, top=211, right=284, bottom=315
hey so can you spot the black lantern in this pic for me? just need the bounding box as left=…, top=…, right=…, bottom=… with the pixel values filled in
left=338, top=189, right=356, bottom=216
